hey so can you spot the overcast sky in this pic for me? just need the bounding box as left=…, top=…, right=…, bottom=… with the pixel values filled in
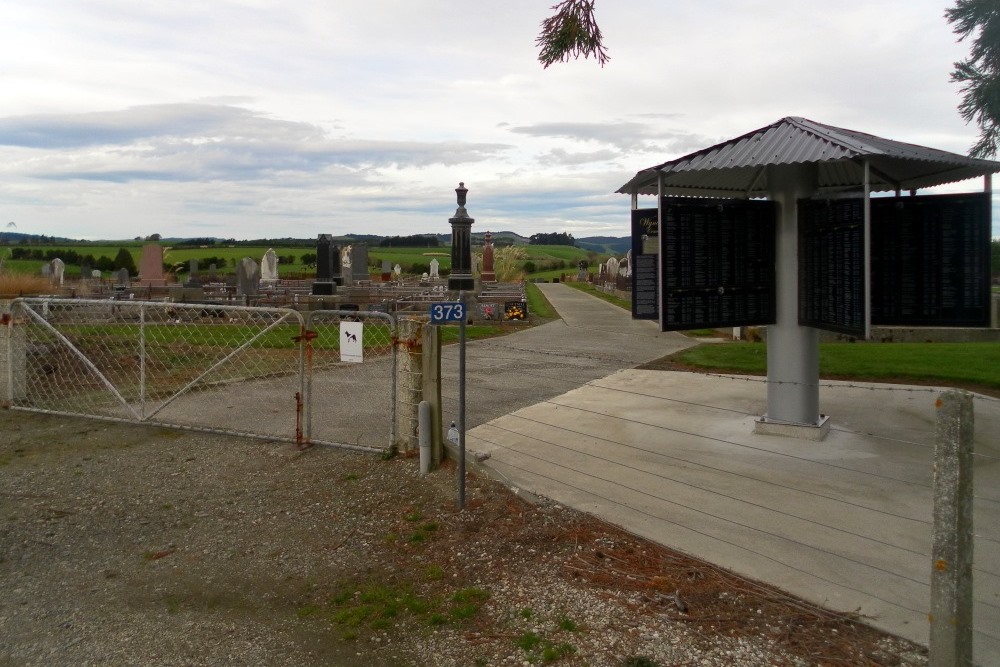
left=2, top=0, right=997, bottom=241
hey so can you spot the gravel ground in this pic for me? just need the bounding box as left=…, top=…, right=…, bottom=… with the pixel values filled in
left=0, top=409, right=928, bottom=666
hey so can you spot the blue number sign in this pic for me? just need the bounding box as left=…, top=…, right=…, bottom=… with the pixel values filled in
left=430, top=302, right=465, bottom=323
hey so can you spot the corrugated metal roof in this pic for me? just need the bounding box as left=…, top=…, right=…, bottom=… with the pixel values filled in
left=616, top=117, right=1000, bottom=197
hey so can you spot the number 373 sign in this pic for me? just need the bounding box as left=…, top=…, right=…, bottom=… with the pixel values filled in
left=430, top=302, right=465, bottom=323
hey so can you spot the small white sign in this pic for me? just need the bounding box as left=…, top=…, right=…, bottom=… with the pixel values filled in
left=340, top=321, right=363, bottom=363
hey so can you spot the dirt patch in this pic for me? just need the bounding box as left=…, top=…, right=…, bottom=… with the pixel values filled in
left=0, top=409, right=927, bottom=666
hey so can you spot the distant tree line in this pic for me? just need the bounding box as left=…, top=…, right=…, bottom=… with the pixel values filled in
left=529, top=232, right=576, bottom=246
left=379, top=235, right=441, bottom=248
left=10, top=247, right=137, bottom=275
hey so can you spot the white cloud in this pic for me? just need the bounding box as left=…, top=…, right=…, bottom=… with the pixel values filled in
left=0, top=0, right=996, bottom=240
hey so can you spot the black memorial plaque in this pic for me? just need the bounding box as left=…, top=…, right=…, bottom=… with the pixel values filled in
left=660, top=198, right=776, bottom=331
left=870, top=193, right=991, bottom=327
left=630, top=208, right=659, bottom=319
left=798, top=198, right=866, bottom=336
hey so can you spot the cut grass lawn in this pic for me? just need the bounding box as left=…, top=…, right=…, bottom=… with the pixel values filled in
left=670, top=341, right=1000, bottom=395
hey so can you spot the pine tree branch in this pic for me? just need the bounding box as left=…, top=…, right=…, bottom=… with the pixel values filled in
left=536, top=0, right=610, bottom=69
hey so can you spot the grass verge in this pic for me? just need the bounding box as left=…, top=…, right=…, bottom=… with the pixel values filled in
left=669, top=341, right=1000, bottom=394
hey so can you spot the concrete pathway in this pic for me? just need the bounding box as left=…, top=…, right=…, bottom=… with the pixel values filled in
left=460, top=283, right=1000, bottom=664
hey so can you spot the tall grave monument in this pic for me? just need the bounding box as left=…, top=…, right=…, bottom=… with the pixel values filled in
left=448, top=182, right=475, bottom=291
left=481, top=231, right=496, bottom=282
left=312, top=233, right=341, bottom=295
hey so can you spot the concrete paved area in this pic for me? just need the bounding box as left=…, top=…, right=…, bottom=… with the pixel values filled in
left=462, top=283, right=1000, bottom=664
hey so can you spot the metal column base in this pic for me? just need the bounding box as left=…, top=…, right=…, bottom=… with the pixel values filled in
left=754, top=414, right=831, bottom=441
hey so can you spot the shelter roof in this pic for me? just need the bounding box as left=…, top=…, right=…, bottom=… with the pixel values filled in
left=616, top=116, right=1000, bottom=198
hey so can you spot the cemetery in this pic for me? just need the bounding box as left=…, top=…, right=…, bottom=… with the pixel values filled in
left=1, top=184, right=535, bottom=328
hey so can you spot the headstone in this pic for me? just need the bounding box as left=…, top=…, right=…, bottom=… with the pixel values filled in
left=606, top=257, right=620, bottom=281
left=351, top=246, right=369, bottom=282
left=185, top=259, right=199, bottom=287
left=339, top=246, right=352, bottom=285
left=41, top=265, right=51, bottom=278
left=80, top=261, right=91, bottom=277
left=116, top=268, right=130, bottom=285
left=261, top=248, right=278, bottom=282
left=316, top=234, right=335, bottom=282
left=139, top=244, right=166, bottom=286
left=91, top=270, right=102, bottom=279
left=50, top=258, right=65, bottom=286
left=448, top=182, right=475, bottom=291
left=393, top=264, right=402, bottom=279
left=429, top=258, right=440, bottom=279
left=481, top=231, right=496, bottom=282
left=209, top=263, right=217, bottom=281
left=237, top=257, right=260, bottom=297
left=313, top=234, right=339, bottom=294
left=577, top=259, right=588, bottom=282
left=381, top=259, right=392, bottom=282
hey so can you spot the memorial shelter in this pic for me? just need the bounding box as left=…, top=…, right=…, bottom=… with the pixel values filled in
left=618, top=116, right=1000, bottom=438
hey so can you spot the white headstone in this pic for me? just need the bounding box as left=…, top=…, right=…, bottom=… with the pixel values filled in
left=51, top=258, right=65, bottom=286
left=429, top=258, right=440, bottom=279
left=91, top=270, right=102, bottom=279
left=393, top=263, right=402, bottom=278
left=341, top=245, right=352, bottom=269
left=606, top=257, right=619, bottom=280
left=261, top=248, right=278, bottom=282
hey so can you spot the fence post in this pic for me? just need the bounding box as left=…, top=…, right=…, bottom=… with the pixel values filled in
left=421, top=322, right=443, bottom=466
left=1, top=300, right=26, bottom=407
left=929, top=389, right=974, bottom=667
left=394, top=317, right=423, bottom=453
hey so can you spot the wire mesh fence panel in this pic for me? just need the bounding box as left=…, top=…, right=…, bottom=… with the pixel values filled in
left=304, top=310, right=396, bottom=452
left=7, top=298, right=305, bottom=442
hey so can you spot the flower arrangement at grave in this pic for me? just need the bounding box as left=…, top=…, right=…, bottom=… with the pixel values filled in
left=504, top=302, right=527, bottom=320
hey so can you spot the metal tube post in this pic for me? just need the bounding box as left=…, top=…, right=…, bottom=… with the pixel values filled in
left=458, top=290, right=467, bottom=510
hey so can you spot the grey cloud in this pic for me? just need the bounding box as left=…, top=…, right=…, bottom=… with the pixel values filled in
left=507, top=120, right=706, bottom=156
left=4, top=103, right=511, bottom=182
left=537, top=147, right=622, bottom=167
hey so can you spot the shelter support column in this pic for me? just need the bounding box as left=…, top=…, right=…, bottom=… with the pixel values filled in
left=757, top=163, right=829, bottom=438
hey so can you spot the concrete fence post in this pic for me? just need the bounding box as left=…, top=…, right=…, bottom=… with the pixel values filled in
left=394, top=317, right=423, bottom=453
left=421, top=322, right=443, bottom=466
left=930, top=389, right=974, bottom=667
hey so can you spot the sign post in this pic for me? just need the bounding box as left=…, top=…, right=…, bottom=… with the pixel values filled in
left=430, top=295, right=467, bottom=509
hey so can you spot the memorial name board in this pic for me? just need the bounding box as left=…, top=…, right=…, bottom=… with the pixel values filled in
left=630, top=208, right=659, bottom=320
left=660, top=198, right=776, bottom=331
left=870, top=193, right=991, bottom=327
left=798, top=198, right=866, bottom=337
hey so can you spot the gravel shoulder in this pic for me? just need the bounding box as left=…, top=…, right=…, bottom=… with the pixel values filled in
left=0, top=409, right=927, bottom=666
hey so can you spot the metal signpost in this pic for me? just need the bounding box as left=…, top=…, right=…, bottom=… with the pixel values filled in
left=430, top=294, right=467, bottom=509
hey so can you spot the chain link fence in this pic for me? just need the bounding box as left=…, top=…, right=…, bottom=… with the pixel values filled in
left=303, top=310, right=396, bottom=451
left=4, top=299, right=397, bottom=451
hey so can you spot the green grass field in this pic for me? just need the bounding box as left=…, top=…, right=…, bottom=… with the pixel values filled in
left=672, top=341, right=1000, bottom=394
left=4, top=242, right=606, bottom=280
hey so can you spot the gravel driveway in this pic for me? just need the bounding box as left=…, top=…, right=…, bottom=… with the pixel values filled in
left=0, top=409, right=927, bottom=666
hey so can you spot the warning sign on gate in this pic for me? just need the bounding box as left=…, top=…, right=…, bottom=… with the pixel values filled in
left=340, top=321, right=363, bottom=363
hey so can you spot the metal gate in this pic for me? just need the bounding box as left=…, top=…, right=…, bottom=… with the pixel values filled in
left=4, top=298, right=396, bottom=452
